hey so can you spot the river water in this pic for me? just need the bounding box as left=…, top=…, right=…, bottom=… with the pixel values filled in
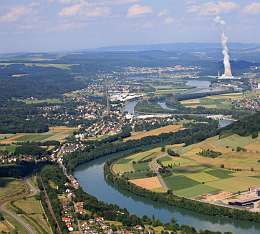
left=75, top=156, right=260, bottom=234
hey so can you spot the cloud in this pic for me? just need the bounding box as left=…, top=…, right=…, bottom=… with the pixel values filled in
left=158, top=10, right=174, bottom=25
left=48, top=21, right=86, bottom=32
left=51, top=0, right=139, bottom=6
left=188, top=1, right=239, bottom=16
left=85, top=7, right=110, bottom=17
left=59, top=3, right=82, bottom=16
left=164, top=17, right=174, bottom=24
left=127, top=4, right=153, bottom=17
left=214, top=16, right=225, bottom=25
left=51, top=0, right=81, bottom=4
left=0, top=3, right=36, bottom=23
left=158, top=10, right=168, bottom=18
left=244, top=2, right=260, bottom=15
left=58, top=2, right=110, bottom=17
left=108, top=0, right=139, bottom=5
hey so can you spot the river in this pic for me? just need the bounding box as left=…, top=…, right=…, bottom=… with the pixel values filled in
left=185, top=80, right=225, bottom=94
left=75, top=155, right=260, bottom=234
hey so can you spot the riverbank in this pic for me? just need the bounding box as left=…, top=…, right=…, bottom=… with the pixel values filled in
left=72, top=115, right=260, bottom=233
left=104, top=156, right=260, bottom=224
left=74, top=150, right=260, bottom=234
left=39, top=163, right=227, bottom=234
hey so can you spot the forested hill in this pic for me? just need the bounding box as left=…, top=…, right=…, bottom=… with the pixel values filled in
left=0, top=64, right=85, bottom=99
left=221, top=112, right=260, bottom=137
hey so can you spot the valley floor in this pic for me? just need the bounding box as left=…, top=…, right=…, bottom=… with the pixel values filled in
left=112, top=133, right=260, bottom=211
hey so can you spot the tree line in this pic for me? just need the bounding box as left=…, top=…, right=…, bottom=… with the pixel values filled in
left=63, top=121, right=219, bottom=172
left=221, top=112, right=260, bottom=137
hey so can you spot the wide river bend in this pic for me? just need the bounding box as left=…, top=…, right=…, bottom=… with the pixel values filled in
left=75, top=154, right=260, bottom=234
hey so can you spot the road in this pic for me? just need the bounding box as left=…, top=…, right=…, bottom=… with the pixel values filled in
left=0, top=178, right=38, bottom=234
left=149, top=153, right=169, bottom=191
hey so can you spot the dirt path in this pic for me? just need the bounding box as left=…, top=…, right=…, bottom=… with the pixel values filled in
left=149, top=154, right=169, bottom=191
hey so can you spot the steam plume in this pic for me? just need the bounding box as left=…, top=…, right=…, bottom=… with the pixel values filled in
left=214, top=16, right=233, bottom=78
left=221, top=32, right=232, bottom=77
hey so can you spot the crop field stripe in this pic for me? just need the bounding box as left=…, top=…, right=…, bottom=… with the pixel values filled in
left=183, top=172, right=219, bottom=183
left=175, top=184, right=220, bottom=198
left=206, top=176, right=260, bottom=192
left=163, top=175, right=200, bottom=191
left=133, top=162, right=150, bottom=172
left=206, top=169, right=234, bottom=179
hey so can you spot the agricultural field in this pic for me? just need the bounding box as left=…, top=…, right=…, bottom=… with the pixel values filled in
left=0, top=126, right=76, bottom=145
left=0, top=178, right=30, bottom=234
left=0, top=178, right=27, bottom=203
left=142, top=80, right=193, bottom=96
left=180, top=92, right=243, bottom=109
left=16, top=98, right=62, bottom=105
left=162, top=133, right=260, bottom=197
left=114, top=132, right=260, bottom=200
left=112, top=148, right=161, bottom=175
left=129, top=177, right=165, bottom=191
left=155, top=87, right=189, bottom=95
left=0, top=177, right=52, bottom=234
left=0, top=212, right=29, bottom=234
left=0, top=219, right=14, bottom=233
left=126, top=124, right=183, bottom=141
left=0, top=134, right=14, bottom=140
left=0, top=144, right=17, bottom=153
left=12, top=196, right=52, bottom=234
left=0, top=62, right=74, bottom=70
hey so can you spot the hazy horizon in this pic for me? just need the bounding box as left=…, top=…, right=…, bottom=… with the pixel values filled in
left=1, top=0, right=259, bottom=53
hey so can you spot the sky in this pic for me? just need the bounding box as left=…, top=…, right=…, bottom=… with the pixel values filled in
left=0, top=0, right=259, bottom=53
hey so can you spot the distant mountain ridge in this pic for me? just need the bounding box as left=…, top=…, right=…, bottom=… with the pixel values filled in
left=95, top=43, right=260, bottom=52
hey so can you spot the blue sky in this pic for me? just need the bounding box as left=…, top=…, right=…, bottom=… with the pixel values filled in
left=0, top=0, right=259, bottom=52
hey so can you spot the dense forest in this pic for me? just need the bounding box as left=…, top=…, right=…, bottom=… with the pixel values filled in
left=0, top=99, right=49, bottom=133
left=14, top=143, right=47, bottom=157
left=221, top=111, right=260, bottom=137
left=0, top=161, right=48, bottom=177
left=0, top=64, right=86, bottom=99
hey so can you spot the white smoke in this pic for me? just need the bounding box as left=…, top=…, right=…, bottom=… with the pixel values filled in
left=214, top=16, right=226, bottom=26
left=214, top=16, right=233, bottom=78
left=221, top=32, right=232, bottom=77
